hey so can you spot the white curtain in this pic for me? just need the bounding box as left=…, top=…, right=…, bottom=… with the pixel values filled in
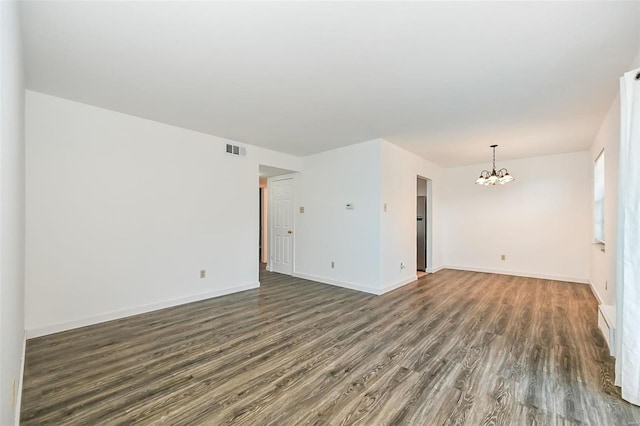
left=615, top=66, right=640, bottom=406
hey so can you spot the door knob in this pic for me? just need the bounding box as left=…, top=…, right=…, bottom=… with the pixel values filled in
left=288, top=230, right=292, bottom=234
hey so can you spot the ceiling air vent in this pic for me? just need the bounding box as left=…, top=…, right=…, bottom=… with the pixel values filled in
left=226, top=144, right=246, bottom=157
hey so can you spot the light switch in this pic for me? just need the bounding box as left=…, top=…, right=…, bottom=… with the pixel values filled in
left=346, top=203, right=354, bottom=210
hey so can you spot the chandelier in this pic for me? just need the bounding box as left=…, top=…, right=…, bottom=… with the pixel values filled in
left=475, top=145, right=514, bottom=186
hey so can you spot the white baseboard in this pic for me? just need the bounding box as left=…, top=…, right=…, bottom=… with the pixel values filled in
left=443, top=265, right=588, bottom=284
left=293, top=273, right=418, bottom=296
left=292, top=272, right=380, bottom=295
left=26, top=282, right=260, bottom=338
left=589, top=280, right=605, bottom=304
left=621, top=388, right=640, bottom=407
left=15, top=331, right=26, bottom=426
left=426, top=265, right=445, bottom=274
left=379, top=276, right=418, bottom=295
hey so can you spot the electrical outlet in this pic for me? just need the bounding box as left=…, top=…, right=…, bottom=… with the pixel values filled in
left=383, top=203, right=387, bottom=212
left=200, top=270, right=206, bottom=279
left=501, top=255, right=506, bottom=261
left=331, top=261, right=335, bottom=269
left=400, top=262, right=405, bottom=269
left=605, top=281, right=608, bottom=290
left=299, top=206, right=304, bottom=213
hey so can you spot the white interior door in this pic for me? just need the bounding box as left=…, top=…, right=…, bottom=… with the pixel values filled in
left=270, top=177, right=293, bottom=275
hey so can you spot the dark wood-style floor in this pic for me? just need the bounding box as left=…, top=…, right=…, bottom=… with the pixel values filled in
left=21, top=269, right=640, bottom=425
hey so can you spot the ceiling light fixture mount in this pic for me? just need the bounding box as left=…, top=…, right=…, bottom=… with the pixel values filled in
left=475, top=144, right=514, bottom=186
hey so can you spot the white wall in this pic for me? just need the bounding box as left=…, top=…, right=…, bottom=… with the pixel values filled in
left=442, top=151, right=591, bottom=283
left=589, top=52, right=640, bottom=305
left=293, top=140, right=382, bottom=293
left=380, top=140, right=443, bottom=291
left=0, top=1, right=25, bottom=424
left=590, top=96, right=621, bottom=305
left=292, top=139, right=445, bottom=294
left=25, top=91, right=301, bottom=336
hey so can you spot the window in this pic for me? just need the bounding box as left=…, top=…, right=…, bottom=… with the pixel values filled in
left=594, top=150, right=605, bottom=243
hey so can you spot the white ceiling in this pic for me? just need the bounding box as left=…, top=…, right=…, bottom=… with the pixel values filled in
left=20, top=1, right=640, bottom=167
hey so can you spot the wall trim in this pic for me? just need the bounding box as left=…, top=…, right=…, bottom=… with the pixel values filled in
left=589, top=280, right=605, bottom=304
left=426, top=265, right=445, bottom=274
left=379, top=276, right=418, bottom=295
left=443, top=265, right=589, bottom=284
left=621, top=389, right=640, bottom=408
left=14, top=332, right=26, bottom=426
left=293, top=272, right=380, bottom=295
left=26, top=282, right=260, bottom=338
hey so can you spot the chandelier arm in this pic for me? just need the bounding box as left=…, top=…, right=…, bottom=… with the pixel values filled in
left=476, top=145, right=514, bottom=185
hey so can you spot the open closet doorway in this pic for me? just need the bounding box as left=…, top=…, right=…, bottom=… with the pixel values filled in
left=417, top=176, right=432, bottom=277
left=259, top=165, right=298, bottom=275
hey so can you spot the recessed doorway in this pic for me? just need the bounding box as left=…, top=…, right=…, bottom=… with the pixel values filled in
left=417, top=176, right=432, bottom=275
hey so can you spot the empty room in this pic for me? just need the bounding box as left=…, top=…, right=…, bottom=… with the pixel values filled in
left=2, top=1, right=640, bottom=424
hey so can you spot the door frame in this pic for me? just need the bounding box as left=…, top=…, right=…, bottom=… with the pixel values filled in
left=266, top=174, right=296, bottom=274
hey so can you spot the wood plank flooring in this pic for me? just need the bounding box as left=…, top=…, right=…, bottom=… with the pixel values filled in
left=21, top=269, right=640, bottom=425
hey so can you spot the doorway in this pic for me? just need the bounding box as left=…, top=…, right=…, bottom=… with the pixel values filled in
left=259, top=178, right=267, bottom=268
left=258, top=165, right=297, bottom=275
left=417, top=176, right=432, bottom=276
